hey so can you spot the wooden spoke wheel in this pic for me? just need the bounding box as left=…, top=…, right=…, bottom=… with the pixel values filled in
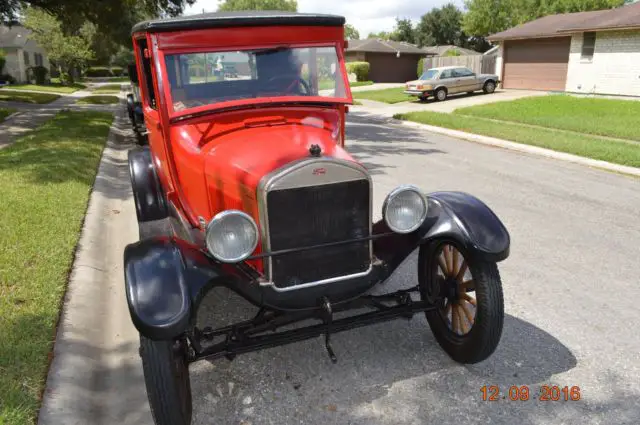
left=437, top=244, right=476, bottom=336
left=418, top=241, right=504, bottom=364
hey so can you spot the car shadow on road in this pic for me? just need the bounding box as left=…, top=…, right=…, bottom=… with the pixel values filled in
left=345, top=113, right=445, bottom=176
left=191, top=255, right=584, bottom=425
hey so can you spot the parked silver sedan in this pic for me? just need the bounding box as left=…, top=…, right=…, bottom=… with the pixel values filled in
left=405, top=66, right=499, bottom=101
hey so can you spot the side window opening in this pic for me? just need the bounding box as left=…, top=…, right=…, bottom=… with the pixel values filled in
left=136, top=38, right=157, bottom=109
left=581, top=32, right=596, bottom=61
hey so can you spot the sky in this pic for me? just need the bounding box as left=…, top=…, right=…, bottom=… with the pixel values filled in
left=183, top=0, right=466, bottom=39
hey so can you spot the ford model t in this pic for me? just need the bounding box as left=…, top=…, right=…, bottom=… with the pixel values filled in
left=125, top=11, right=510, bottom=425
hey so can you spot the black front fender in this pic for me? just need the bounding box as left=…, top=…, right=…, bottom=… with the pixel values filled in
left=373, top=191, right=509, bottom=269
left=124, top=238, right=243, bottom=340
left=425, top=191, right=510, bottom=262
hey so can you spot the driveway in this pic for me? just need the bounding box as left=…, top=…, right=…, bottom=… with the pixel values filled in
left=41, top=110, right=640, bottom=425
left=356, top=89, right=548, bottom=117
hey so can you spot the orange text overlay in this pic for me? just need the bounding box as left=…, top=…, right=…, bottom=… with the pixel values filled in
left=481, top=386, right=581, bottom=401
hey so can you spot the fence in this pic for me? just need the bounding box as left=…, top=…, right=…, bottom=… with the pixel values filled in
left=423, top=55, right=497, bottom=75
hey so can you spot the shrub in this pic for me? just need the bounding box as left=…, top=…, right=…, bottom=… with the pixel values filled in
left=0, top=74, right=15, bottom=84
left=345, top=61, right=370, bottom=82
left=444, top=49, right=461, bottom=57
left=29, top=66, right=49, bottom=84
left=110, top=66, right=123, bottom=76
left=417, top=58, right=425, bottom=77
left=0, top=49, right=6, bottom=74
left=86, top=66, right=112, bottom=77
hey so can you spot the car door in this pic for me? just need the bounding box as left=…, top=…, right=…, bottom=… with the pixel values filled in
left=439, top=69, right=458, bottom=93
left=454, top=68, right=478, bottom=92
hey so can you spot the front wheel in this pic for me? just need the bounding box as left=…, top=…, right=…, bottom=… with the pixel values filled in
left=418, top=241, right=504, bottom=364
left=140, top=336, right=192, bottom=425
left=483, top=80, right=496, bottom=94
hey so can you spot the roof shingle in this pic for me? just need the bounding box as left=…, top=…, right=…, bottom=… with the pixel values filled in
left=487, top=2, right=640, bottom=41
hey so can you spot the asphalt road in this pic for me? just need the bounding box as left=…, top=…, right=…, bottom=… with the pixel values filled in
left=41, top=109, right=640, bottom=425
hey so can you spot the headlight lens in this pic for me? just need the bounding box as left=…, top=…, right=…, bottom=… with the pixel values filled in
left=205, top=210, right=259, bottom=263
left=383, top=185, right=428, bottom=234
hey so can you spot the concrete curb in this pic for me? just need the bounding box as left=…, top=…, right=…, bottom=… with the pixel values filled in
left=395, top=118, right=640, bottom=178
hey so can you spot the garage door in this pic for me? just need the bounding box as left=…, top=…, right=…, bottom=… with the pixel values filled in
left=503, top=37, right=570, bottom=91
left=366, top=53, right=421, bottom=83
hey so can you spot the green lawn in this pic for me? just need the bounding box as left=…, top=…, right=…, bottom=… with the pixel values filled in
left=2, top=83, right=87, bottom=94
left=351, top=81, right=374, bottom=87
left=394, top=111, right=640, bottom=168
left=1, top=108, right=16, bottom=122
left=0, top=90, right=60, bottom=104
left=77, top=95, right=120, bottom=105
left=353, top=87, right=413, bottom=104
left=0, top=110, right=113, bottom=424
left=91, top=84, right=123, bottom=94
left=456, top=95, right=640, bottom=141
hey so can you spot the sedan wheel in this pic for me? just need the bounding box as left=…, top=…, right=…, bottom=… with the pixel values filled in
left=435, top=88, right=447, bottom=101
left=419, top=241, right=504, bottom=363
left=483, top=81, right=496, bottom=94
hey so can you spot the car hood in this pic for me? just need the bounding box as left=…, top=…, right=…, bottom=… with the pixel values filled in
left=202, top=122, right=355, bottom=215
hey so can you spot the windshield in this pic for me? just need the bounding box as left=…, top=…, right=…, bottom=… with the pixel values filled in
left=164, top=46, right=348, bottom=113
left=419, top=69, right=439, bottom=80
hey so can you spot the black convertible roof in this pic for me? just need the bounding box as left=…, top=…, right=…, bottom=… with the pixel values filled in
left=132, top=11, right=345, bottom=34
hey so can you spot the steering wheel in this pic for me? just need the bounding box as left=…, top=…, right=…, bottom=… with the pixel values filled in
left=266, top=74, right=312, bottom=95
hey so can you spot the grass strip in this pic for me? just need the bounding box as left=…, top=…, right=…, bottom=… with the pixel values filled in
left=394, top=111, right=640, bottom=168
left=0, top=110, right=113, bottom=423
left=456, top=95, right=640, bottom=141
left=353, top=87, right=413, bottom=104
left=77, top=95, right=120, bottom=105
left=0, top=90, right=60, bottom=104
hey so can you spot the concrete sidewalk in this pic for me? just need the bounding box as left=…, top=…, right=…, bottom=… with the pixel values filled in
left=38, top=103, right=152, bottom=425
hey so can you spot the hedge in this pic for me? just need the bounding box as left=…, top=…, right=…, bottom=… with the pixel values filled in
left=346, top=62, right=370, bottom=82
left=86, top=66, right=112, bottom=77
left=110, top=66, right=123, bottom=76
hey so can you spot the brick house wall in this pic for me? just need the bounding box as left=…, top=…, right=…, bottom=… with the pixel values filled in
left=565, top=30, right=640, bottom=96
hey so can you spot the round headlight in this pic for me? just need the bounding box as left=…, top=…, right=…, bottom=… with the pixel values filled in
left=205, top=210, right=259, bottom=263
left=383, top=185, right=428, bottom=234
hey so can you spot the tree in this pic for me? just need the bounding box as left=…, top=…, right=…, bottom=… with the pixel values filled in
left=415, top=4, right=465, bottom=47
left=367, top=31, right=391, bottom=40
left=344, top=24, right=360, bottom=40
left=217, top=0, right=298, bottom=11
left=2, top=0, right=193, bottom=47
left=463, top=0, right=625, bottom=37
left=389, top=18, right=416, bottom=44
left=23, top=7, right=94, bottom=83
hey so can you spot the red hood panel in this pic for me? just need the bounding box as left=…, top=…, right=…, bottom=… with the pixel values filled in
left=202, top=124, right=355, bottom=214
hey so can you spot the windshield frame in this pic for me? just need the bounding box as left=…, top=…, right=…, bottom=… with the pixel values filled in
left=158, top=41, right=353, bottom=119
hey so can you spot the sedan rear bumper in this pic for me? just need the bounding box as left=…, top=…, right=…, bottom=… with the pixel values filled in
left=404, top=90, right=433, bottom=97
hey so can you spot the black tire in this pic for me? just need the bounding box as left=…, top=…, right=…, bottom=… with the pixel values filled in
left=418, top=241, right=504, bottom=364
left=483, top=80, right=496, bottom=94
left=140, top=336, right=192, bottom=425
left=434, top=87, right=447, bottom=101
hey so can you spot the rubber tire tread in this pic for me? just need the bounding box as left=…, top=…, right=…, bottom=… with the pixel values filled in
left=420, top=242, right=504, bottom=364
left=140, top=336, right=192, bottom=425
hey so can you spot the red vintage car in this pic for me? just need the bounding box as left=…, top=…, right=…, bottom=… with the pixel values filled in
left=124, top=11, right=510, bottom=425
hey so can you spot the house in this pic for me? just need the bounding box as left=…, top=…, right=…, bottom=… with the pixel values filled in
left=345, top=39, right=432, bottom=82
left=487, top=2, right=640, bottom=96
left=0, top=24, right=50, bottom=83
